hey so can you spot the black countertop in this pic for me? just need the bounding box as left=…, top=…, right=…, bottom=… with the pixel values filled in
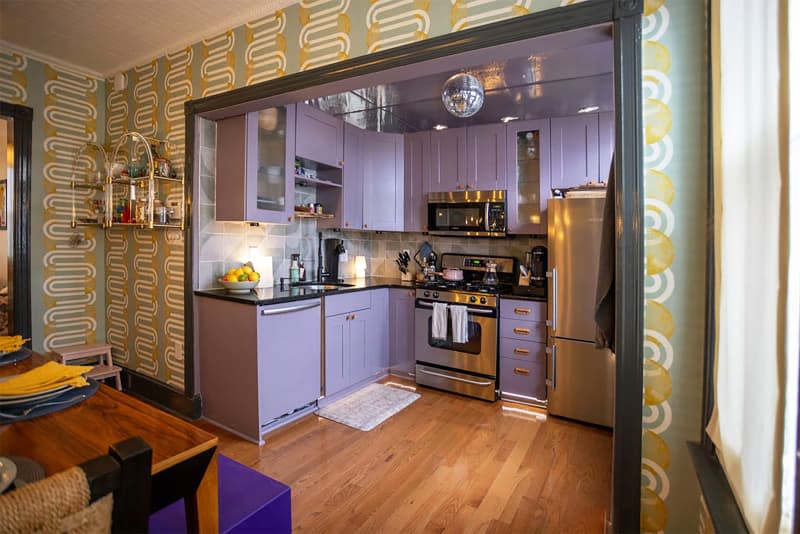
left=194, top=276, right=417, bottom=306
left=194, top=276, right=546, bottom=305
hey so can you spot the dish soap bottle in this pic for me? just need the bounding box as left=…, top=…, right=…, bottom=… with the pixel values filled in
left=289, top=254, right=300, bottom=282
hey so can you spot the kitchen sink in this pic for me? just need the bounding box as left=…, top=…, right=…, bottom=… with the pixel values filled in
left=291, top=282, right=355, bottom=290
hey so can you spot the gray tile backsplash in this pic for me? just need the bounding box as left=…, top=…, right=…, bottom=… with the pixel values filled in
left=195, top=117, right=544, bottom=289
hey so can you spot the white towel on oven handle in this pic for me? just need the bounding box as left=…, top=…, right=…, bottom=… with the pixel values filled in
left=450, top=305, right=469, bottom=344
left=432, top=302, right=448, bottom=340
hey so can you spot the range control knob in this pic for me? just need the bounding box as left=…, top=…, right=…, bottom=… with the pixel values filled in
left=433, top=292, right=439, bottom=298
left=469, top=296, right=477, bottom=303
left=423, top=291, right=430, bottom=297
left=480, top=297, right=487, bottom=304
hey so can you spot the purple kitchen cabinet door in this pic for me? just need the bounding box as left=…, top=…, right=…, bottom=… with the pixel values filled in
left=216, top=106, right=296, bottom=224
left=320, top=123, right=363, bottom=230
left=362, top=131, right=404, bottom=231
left=367, top=289, right=389, bottom=377
left=403, top=131, right=430, bottom=232
left=197, top=297, right=262, bottom=441
left=467, top=123, right=507, bottom=191
left=598, top=111, right=614, bottom=181
left=325, top=313, right=350, bottom=396
left=257, top=299, right=321, bottom=424
left=389, top=289, right=415, bottom=377
left=506, top=119, right=551, bottom=235
left=429, top=127, right=467, bottom=192
left=550, top=114, right=600, bottom=190
left=348, top=310, right=370, bottom=384
left=295, top=103, right=344, bottom=168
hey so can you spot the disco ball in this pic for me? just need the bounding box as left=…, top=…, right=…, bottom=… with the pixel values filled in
left=442, top=73, right=484, bottom=118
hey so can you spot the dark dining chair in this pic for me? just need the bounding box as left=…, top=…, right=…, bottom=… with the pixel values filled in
left=0, top=436, right=152, bottom=533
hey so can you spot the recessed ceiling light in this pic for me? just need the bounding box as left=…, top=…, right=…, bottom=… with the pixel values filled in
left=433, top=124, right=448, bottom=130
left=577, top=105, right=600, bottom=114
left=500, top=116, right=519, bottom=123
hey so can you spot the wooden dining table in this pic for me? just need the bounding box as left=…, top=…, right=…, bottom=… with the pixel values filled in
left=0, top=352, right=219, bottom=533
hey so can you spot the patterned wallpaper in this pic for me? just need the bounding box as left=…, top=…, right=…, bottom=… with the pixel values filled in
left=0, top=52, right=106, bottom=354
left=0, top=0, right=710, bottom=531
left=640, top=1, right=707, bottom=533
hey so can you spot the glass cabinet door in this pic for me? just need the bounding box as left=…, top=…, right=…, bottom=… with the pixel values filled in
left=251, top=105, right=295, bottom=223
left=506, top=119, right=550, bottom=235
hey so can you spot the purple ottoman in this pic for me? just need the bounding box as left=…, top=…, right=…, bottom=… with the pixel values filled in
left=149, top=455, right=291, bottom=534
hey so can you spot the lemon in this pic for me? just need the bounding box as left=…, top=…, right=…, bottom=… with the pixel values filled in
left=233, top=268, right=244, bottom=278
left=227, top=268, right=237, bottom=277
left=242, top=265, right=253, bottom=275
left=248, top=272, right=260, bottom=282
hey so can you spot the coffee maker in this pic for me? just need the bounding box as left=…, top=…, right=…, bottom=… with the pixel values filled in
left=530, top=245, right=547, bottom=291
left=322, top=238, right=346, bottom=281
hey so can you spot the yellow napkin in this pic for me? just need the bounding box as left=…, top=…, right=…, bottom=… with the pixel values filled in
left=0, top=361, right=92, bottom=396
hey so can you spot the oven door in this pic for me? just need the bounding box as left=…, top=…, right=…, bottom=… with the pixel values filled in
left=413, top=299, right=498, bottom=377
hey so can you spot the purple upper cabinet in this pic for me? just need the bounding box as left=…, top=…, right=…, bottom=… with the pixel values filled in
left=550, top=114, right=600, bottom=190
left=467, top=123, right=507, bottom=191
left=598, top=111, right=614, bottom=182
left=319, top=123, right=363, bottom=230
left=215, top=105, right=296, bottom=224
left=295, top=103, right=344, bottom=168
left=506, top=119, right=551, bottom=235
left=362, top=131, right=404, bottom=231
left=429, top=127, right=467, bottom=192
left=403, top=131, right=430, bottom=232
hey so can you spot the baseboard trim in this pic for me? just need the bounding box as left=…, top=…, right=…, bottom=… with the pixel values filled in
left=122, top=369, right=202, bottom=420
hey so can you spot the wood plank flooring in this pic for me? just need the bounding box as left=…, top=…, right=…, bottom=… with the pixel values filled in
left=197, top=378, right=612, bottom=533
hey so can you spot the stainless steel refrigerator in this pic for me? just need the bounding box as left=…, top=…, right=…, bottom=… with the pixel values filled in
left=546, top=196, right=615, bottom=427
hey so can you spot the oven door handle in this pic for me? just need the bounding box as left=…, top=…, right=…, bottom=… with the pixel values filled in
left=415, top=301, right=494, bottom=315
left=417, top=368, right=494, bottom=387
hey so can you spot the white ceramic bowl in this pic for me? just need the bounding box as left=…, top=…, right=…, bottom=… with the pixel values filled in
left=218, top=279, right=258, bottom=293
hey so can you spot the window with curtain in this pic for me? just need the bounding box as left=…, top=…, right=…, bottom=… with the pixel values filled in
left=705, top=0, right=798, bottom=532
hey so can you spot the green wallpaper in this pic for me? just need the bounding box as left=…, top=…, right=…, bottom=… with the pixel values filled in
left=0, top=0, right=709, bottom=531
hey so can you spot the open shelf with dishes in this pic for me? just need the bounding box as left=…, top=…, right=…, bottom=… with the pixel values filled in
left=70, top=132, right=186, bottom=230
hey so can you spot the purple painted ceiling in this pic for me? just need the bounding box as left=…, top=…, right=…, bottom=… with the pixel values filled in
left=307, top=26, right=614, bottom=133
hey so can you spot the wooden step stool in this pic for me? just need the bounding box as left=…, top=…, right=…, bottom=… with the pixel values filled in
left=56, top=343, right=122, bottom=390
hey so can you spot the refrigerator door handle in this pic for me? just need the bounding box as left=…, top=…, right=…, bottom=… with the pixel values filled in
left=546, top=268, right=557, bottom=332
left=545, top=345, right=556, bottom=390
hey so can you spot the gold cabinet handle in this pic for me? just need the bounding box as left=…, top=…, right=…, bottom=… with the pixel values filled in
left=514, top=307, right=531, bottom=315
left=513, top=327, right=530, bottom=335
left=363, top=224, right=368, bottom=228
left=513, top=347, right=530, bottom=355
left=514, top=367, right=530, bottom=376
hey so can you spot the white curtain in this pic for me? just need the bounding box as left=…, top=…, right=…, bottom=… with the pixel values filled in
left=706, top=0, right=798, bottom=533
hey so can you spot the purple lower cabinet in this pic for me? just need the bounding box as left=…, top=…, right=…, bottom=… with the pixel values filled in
left=149, top=455, right=291, bottom=534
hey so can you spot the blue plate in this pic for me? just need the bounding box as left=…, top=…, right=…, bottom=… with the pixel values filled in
left=0, top=347, right=32, bottom=367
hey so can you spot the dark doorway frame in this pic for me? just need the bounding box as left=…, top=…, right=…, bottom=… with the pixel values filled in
left=181, top=0, right=644, bottom=530
left=0, top=101, right=32, bottom=346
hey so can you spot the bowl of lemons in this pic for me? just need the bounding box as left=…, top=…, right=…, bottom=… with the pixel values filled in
left=219, top=263, right=261, bottom=293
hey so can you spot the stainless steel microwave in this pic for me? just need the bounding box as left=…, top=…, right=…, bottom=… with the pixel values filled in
left=427, top=190, right=506, bottom=237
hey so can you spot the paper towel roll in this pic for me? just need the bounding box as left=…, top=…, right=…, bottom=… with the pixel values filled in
left=252, top=256, right=273, bottom=288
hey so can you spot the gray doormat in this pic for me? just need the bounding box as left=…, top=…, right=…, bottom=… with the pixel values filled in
left=317, top=383, right=420, bottom=431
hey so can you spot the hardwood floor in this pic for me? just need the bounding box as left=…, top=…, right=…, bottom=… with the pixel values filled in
left=197, top=378, right=612, bottom=533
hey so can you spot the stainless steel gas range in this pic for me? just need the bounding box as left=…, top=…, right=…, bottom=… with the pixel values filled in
left=414, top=254, right=515, bottom=401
